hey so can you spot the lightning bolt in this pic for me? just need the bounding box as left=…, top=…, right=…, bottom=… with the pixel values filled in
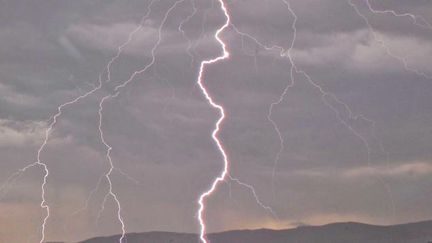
left=195, top=1, right=388, bottom=241
left=2, top=0, right=418, bottom=241
left=196, top=0, right=230, bottom=242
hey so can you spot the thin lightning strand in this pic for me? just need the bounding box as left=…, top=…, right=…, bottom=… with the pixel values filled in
left=348, top=0, right=432, bottom=80
left=295, top=67, right=397, bottom=219
left=179, top=0, right=198, bottom=67
left=196, top=0, right=230, bottom=242
left=4, top=1, right=162, bottom=241
left=365, top=0, right=432, bottom=31
left=105, top=0, right=160, bottom=84
left=15, top=76, right=103, bottom=243
left=65, top=1, right=161, bottom=233
left=97, top=96, right=126, bottom=242
left=94, top=1, right=186, bottom=242
left=0, top=168, right=26, bottom=200
left=267, top=0, right=297, bottom=199
left=228, top=176, right=278, bottom=219
left=230, top=0, right=396, bottom=221
left=154, top=69, right=176, bottom=118
left=230, top=1, right=297, bottom=201
left=109, top=0, right=187, bottom=94
left=67, top=0, right=187, bottom=238
left=287, top=0, right=395, bottom=217
left=191, top=0, right=214, bottom=63
left=151, top=0, right=198, bottom=118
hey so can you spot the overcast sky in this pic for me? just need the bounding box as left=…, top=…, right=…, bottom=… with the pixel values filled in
left=1, top=0, right=432, bottom=242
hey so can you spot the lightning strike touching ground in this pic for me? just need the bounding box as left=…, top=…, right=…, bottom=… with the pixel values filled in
left=198, top=24, right=280, bottom=224
left=196, top=0, right=230, bottom=242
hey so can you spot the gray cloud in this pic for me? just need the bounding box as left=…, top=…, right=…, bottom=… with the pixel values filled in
left=1, top=0, right=432, bottom=242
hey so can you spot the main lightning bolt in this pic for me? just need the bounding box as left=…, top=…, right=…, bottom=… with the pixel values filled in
left=196, top=0, right=230, bottom=242
left=2, top=1, right=418, bottom=242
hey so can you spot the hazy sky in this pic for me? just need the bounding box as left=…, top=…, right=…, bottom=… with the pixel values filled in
left=1, top=0, right=432, bottom=242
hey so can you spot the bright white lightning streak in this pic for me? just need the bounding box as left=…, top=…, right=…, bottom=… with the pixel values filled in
left=191, top=18, right=278, bottom=225
left=348, top=0, right=432, bottom=80
left=196, top=0, right=230, bottom=242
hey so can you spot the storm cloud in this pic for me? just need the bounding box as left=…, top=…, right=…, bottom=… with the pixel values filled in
left=1, top=0, right=432, bottom=242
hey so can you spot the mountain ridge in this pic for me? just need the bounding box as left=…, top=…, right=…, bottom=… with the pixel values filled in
left=51, top=220, right=432, bottom=243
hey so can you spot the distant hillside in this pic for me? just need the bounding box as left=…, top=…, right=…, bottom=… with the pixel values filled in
left=54, top=220, right=432, bottom=243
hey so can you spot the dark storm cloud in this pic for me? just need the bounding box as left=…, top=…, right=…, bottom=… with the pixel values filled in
left=1, top=0, right=432, bottom=242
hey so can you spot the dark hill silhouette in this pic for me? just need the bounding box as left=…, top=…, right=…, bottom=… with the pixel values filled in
left=52, top=220, right=432, bottom=243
